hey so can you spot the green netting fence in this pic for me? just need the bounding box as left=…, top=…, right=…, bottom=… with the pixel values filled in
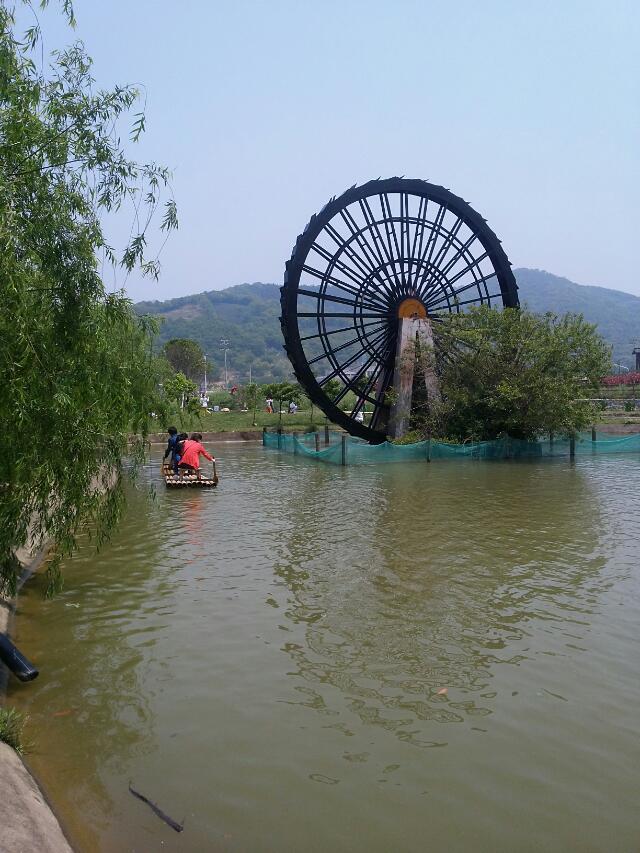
left=263, top=429, right=640, bottom=466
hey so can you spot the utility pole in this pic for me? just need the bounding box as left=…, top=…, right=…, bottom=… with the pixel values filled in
left=220, top=339, right=230, bottom=389
left=203, top=354, right=207, bottom=392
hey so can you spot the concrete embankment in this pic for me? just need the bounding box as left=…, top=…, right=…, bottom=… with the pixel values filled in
left=1, top=547, right=74, bottom=853
left=597, top=423, right=640, bottom=435
left=0, top=741, right=73, bottom=853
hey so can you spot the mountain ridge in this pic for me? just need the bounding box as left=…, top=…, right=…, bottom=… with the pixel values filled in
left=135, top=269, right=640, bottom=382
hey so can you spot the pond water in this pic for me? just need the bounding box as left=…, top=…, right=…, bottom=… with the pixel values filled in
left=8, top=444, right=640, bottom=852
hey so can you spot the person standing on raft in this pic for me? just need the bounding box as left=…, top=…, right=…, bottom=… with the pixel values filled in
left=177, top=433, right=214, bottom=477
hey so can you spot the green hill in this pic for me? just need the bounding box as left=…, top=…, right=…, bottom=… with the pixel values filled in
left=135, top=282, right=290, bottom=383
left=135, top=269, right=640, bottom=382
left=516, top=269, right=639, bottom=368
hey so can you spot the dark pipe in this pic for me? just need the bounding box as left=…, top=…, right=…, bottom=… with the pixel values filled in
left=0, top=634, right=39, bottom=682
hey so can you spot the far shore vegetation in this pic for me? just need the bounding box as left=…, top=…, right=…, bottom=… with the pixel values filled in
left=162, top=308, right=619, bottom=446
left=134, top=270, right=640, bottom=384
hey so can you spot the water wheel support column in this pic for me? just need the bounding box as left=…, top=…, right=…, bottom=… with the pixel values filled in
left=389, top=317, right=440, bottom=439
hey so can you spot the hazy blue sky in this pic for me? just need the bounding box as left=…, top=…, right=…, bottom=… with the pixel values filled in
left=34, top=0, right=639, bottom=301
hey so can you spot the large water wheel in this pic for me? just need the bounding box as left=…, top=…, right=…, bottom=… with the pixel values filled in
left=280, top=177, right=518, bottom=442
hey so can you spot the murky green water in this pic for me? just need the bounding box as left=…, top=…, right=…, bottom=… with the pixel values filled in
left=8, top=444, right=640, bottom=852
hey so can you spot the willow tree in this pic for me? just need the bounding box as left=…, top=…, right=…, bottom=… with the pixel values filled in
left=0, top=2, right=177, bottom=594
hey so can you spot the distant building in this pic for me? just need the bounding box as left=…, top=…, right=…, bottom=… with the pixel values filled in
left=317, top=365, right=373, bottom=383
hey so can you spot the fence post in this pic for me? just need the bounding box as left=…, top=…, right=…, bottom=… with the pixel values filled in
left=262, top=426, right=267, bottom=446
left=324, top=423, right=330, bottom=446
left=591, top=426, right=596, bottom=443
left=277, top=426, right=282, bottom=450
left=341, top=434, right=348, bottom=466
left=570, top=435, right=576, bottom=460
left=426, top=438, right=431, bottom=463
left=315, top=432, right=320, bottom=453
left=293, top=431, right=298, bottom=455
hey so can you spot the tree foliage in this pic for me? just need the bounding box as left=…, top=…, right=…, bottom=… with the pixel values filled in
left=163, top=372, right=198, bottom=409
left=0, top=2, right=177, bottom=594
left=428, top=307, right=611, bottom=441
left=322, top=379, right=342, bottom=402
left=264, top=382, right=300, bottom=409
left=242, top=383, right=260, bottom=425
left=162, top=338, right=206, bottom=382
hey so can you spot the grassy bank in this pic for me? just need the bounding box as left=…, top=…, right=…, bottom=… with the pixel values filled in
left=0, top=708, right=26, bottom=754
left=163, top=409, right=340, bottom=434
left=162, top=406, right=640, bottom=436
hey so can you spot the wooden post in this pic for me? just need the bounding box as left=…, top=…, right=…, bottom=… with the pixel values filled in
left=591, top=426, right=596, bottom=442
left=324, top=423, right=329, bottom=445
left=570, top=435, right=576, bottom=459
left=277, top=426, right=282, bottom=450
left=262, top=426, right=267, bottom=446
left=315, top=432, right=320, bottom=453
left=389, top=318, right=416, bottom=439
left=341, top=434, right=348, bottom=466
left=426, top=437, right=431, bottom=463
left=389, top=317, right=439, bottom=439
left=293, top=431, right=298, bottom=454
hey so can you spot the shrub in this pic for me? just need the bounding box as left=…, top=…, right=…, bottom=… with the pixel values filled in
left=0, top=707, right=27, bottom=754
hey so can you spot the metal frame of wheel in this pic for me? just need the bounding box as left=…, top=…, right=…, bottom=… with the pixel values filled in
left=280, top=177, right=519, bottom=443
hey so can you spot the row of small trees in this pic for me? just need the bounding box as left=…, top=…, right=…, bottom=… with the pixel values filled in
left=155, top=364, right=310, bottom=425
left=157, top=339, right=309, bottom=417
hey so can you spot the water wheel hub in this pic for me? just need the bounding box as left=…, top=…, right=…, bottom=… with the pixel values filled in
left=397, top=298, right=427, bottom=319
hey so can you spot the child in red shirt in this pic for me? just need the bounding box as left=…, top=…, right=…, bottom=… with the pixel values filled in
left=178, top=433, right=214, bottom=475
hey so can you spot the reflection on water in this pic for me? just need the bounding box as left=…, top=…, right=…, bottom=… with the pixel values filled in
left=8, top=448, right=640, bottom=853
left=274, top=461, right=608, bottom=750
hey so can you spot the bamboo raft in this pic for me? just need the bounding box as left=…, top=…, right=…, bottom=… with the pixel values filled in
left=161, top=463, right=218, bottom=488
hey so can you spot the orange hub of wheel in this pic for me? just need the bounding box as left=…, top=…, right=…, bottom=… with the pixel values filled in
left=397, top=298, right=427, bottom=319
